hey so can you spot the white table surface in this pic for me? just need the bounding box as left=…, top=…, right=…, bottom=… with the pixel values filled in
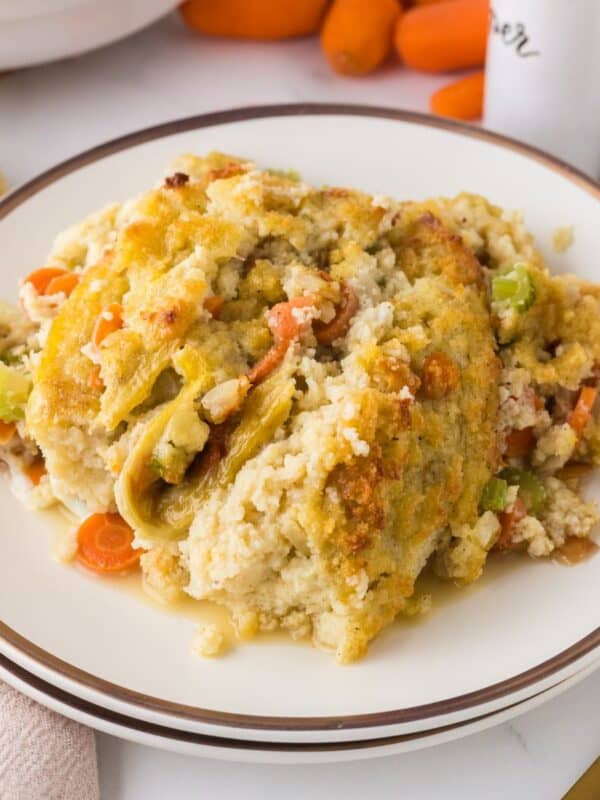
left=2, top=11, right=599, bottom=799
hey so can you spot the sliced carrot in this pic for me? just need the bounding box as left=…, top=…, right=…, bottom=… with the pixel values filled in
left=246, top=339, right=289, bottom=385
left=92, top=303, right=123, bottom=349
left=76, top=512, right=140, bottom=574
left=45, top=271, right=80, bottom=297
left=394, top=0, right=488, bottom=73
left=203, top=295, right=225, bottom=319
left=24, top=457, right=47, bottom=487
left=246, top=296, right=317, bottom=385
left=23, top=267, right=68, bottom=295
left=267, top=295, right=317, bottom=342
left=0, top=421, right=15, bottom=444
left=505, top=427, right=535, bottom=459
left=430, top=70, right=485, bottom=120
left=495, top=497, right=527, bottom=551
left=88, top=365, right=103, bottom=390
left=567, top=386, right=597, bottom=438
left=313, top=283, right=359, bottom=345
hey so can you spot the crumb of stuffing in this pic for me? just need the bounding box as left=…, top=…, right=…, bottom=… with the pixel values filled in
left=52, top=524, right=79, bottom=563
left=191, top=624, right=226, bottom=658
left=552, top=226, right=575, bottom=254
left=512, top=515, right=554, bottom=557
left=533, top=423, right=577, bottom=472
left=540, top=476, right=600, bottom=547
left=140, top=543, right=188, bottom=605
left=0, top=169, right=6, bottom=196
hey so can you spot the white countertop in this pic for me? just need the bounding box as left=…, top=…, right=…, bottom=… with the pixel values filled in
left=2, top=12, right=598, bottom=799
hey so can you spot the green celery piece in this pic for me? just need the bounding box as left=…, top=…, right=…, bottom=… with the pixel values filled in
left=480, top=477, right=508, bottom=512
left=0, top=362, right=31, bottom=422
left=500, top=467, right=546, bottom=514
left=492, top=262, right=536, bottom=312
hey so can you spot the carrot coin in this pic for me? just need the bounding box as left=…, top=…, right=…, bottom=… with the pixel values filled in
left=76, top=513, right=140, bottom=574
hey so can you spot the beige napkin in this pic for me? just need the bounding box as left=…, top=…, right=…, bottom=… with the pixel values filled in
left=0, top=681, right=99, bottom=800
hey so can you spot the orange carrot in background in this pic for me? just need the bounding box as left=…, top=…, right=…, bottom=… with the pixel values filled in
left=180, top=0, right=329, bottom=40
left=320, top=0, right=401, bottom=76
left=92, top=303, right=123, bottom=349
left=430, top=70, right=485, bottom=120
left=568, top=386, right=598, bottom=438
left=395, top=0, right=488, bottom=73
left=76, top=513, right=141, bottom=574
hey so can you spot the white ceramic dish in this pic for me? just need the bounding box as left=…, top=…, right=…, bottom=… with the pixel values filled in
left=0, top=653, right=596, bottom=764
left=1, top=105, right=600, bottom=745
left=0, top=0, right=179, bottom=69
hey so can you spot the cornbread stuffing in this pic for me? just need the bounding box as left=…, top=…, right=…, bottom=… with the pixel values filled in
left=1, top=152, right=599, bottom=663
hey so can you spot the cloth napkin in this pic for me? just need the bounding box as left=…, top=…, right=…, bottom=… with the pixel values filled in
left=0, top=680, right=99, bottom=800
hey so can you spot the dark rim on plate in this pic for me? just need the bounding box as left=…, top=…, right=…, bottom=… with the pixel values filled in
left=0, top=652, right=565, bottom=753
left=1, top=103, right=600, bottom=734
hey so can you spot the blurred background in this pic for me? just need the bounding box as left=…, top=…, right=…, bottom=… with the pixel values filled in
left=1, top=0, right=491, bottom=189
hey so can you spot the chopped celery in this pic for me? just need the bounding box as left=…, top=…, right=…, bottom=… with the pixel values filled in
left=266, top=168, right=301, bottom=182
left=500, top=467, right=546, bottom=514
left=148, top=458, right=165, bottom=478
left=480, top=477, right=508, bottom=512
left=0, top=362, right=31, bottom=422
left=492, top=262, right=536, bottom=312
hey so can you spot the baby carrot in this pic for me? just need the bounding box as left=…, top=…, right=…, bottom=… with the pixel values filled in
left=320, top=0, right=401, bottom=76
left=395, top=0, right=489, bottom=73
left=180, top=0, right=329, bottom=40
left=76, top=512, right=141, bottom=574
left=430, top=70, right=485, bottom=120
left=568, top=386, right=597, bottom=438
left=92, top=303, right=123, bottom=349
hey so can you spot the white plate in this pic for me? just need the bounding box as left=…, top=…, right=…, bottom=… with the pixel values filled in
left=0, top=0, right=179, bottom=69
left=0, top=652, right=596, bottom=764
left=1, top=105, right=600, bottom=744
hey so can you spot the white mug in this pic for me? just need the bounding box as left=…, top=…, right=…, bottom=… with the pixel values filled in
left=484, top=0, right=600, bottom=176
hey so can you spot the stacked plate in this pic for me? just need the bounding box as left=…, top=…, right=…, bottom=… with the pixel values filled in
left=1, top=106, right=600, bottom=763
left=0, top=0, right=179, bottom=70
